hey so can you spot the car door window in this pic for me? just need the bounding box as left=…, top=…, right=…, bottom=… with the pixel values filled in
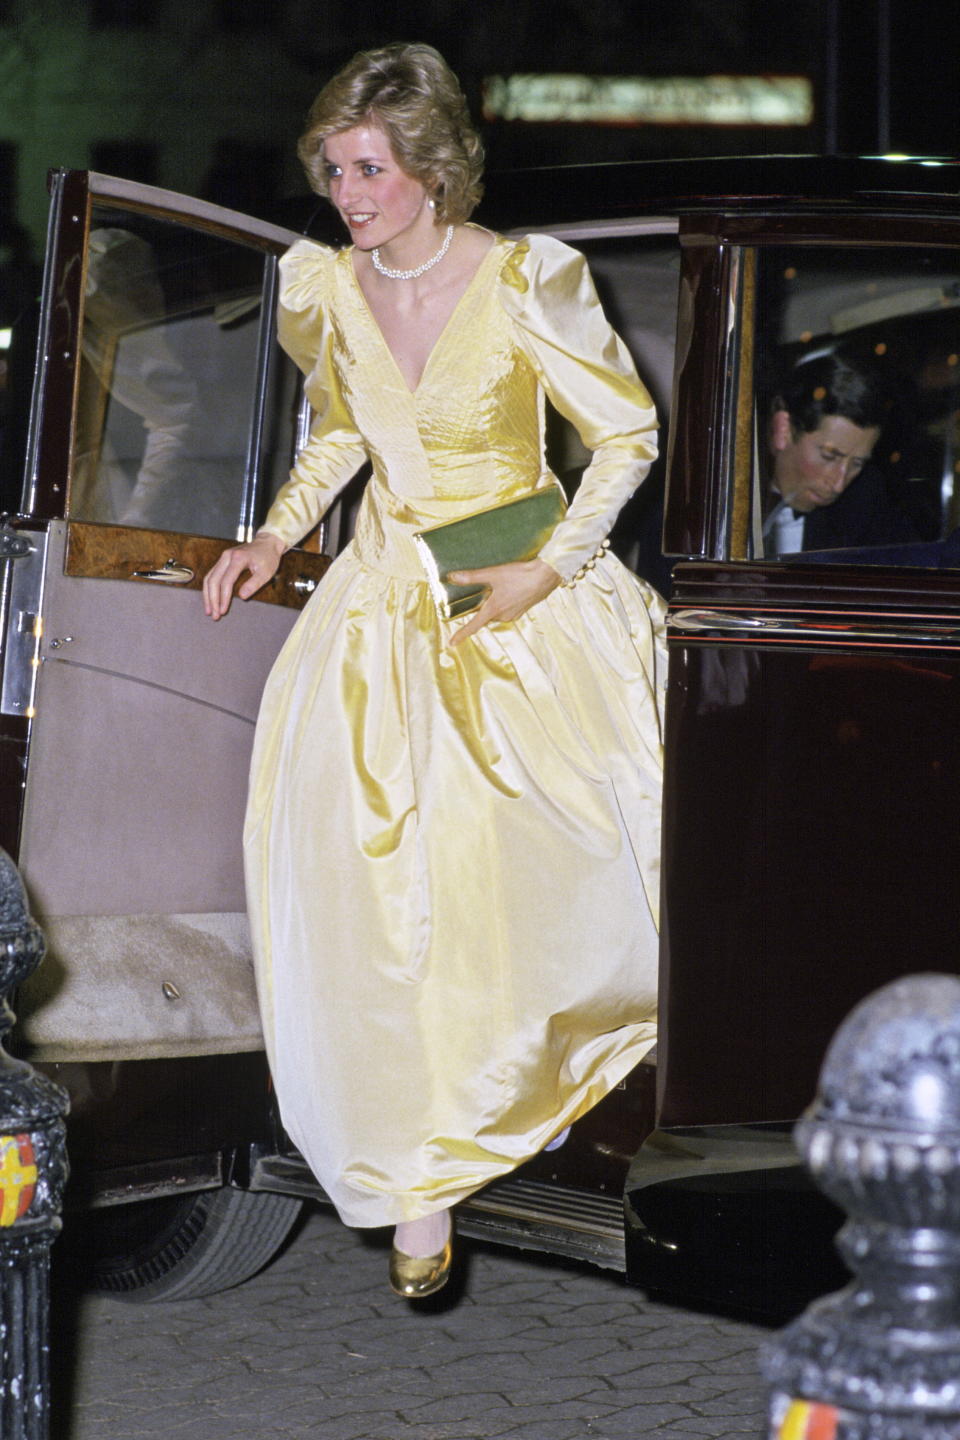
left=70, top=204, right=301, bottom=540
left=751, top=244, right=960, bottom=566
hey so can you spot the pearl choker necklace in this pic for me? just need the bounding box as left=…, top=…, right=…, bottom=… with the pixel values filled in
left=371, top=225, right=454, bottom=280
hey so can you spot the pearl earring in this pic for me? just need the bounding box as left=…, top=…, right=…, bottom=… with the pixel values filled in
left=428, top=198, right=436, bottom=210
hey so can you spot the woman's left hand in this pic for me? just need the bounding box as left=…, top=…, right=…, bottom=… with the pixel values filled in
left=447, top=557, right=562, bottom=646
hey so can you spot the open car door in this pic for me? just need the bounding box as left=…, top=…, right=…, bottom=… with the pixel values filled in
left=2, top=171, right=328, bottom=1067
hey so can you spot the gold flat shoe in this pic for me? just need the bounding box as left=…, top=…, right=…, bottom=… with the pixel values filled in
left=389, top=1237, right=453, bottom=1299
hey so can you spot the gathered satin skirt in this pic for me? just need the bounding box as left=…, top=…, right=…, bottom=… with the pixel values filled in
left=244, top=540, right=666, bottom=1227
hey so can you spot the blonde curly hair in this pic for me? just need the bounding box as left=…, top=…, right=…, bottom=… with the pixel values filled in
left=297, top=43, right=484, bottom=226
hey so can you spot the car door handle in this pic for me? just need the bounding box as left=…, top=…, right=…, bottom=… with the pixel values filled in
left=669, top=607, right=960, bottom=645
left=131, top=559, right=195, bottom=584
left=670, top=609, right=771, bottom=634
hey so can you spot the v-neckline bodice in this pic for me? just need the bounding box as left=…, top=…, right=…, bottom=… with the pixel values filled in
left=345, top=238, right=501, bottom=397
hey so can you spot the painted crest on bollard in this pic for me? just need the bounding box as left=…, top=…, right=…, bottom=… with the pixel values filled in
left=769, top=1397, right=840, bottom=1440
left=0, top=1132, right=38, bottom=1225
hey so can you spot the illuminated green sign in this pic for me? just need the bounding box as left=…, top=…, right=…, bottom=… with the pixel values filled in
left=483, top=74, right=814, bottom=127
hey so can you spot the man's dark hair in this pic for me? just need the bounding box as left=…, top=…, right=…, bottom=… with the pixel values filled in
left=776, top=348, right=890, bottom=435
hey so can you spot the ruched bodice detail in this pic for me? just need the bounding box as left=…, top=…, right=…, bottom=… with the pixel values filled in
left=261, top=232, right=658, bottom=583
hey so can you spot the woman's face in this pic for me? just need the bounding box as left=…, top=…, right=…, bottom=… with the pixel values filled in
left=323, top=122, right=434, bottom=251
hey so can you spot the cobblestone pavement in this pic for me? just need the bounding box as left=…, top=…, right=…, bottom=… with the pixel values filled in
left=50, top=1205, right=771, bottom=1440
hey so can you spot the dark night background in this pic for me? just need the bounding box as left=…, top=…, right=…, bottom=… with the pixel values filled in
left=1, top=0, right=959, bottom=355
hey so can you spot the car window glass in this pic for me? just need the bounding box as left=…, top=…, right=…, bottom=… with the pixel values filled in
left=70, top=205, right=300, bottom=541
left=561, top=234, right=679, bottom=595
left=753, top=244, right=960, bottom=568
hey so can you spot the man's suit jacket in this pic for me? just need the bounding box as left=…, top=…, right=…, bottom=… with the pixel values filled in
left=799, top=467, right=920, bottom=551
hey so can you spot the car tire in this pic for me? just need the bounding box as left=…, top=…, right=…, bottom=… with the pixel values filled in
left=62, top=1187, right=303, bottom=1302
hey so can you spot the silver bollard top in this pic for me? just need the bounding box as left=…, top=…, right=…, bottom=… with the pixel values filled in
left=766, top=985, right=960, bottom=1428
left=811, top=973, right=960, bottom=1136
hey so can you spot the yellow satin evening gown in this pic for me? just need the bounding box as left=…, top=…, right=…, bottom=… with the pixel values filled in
left=244, top=231, right=666, bottom=1228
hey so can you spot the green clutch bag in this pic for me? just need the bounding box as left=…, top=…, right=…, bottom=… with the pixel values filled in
left=413, top=487, right=567, bottom=620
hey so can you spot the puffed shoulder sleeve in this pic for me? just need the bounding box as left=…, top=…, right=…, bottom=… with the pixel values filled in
left=499, top=235, right=658, bottom=581
left=257, top=239, right=368, bottom=551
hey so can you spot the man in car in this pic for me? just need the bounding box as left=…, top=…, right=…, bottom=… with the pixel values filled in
left=762, top=348, right=919, bottom=556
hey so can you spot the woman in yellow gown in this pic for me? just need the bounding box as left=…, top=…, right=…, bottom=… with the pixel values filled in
left=204, top=42, right=665, bottom=1298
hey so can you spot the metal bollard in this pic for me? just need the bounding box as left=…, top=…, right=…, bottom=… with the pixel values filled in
left=0, top=849, right=68, bottom=1440
left=762, top=972, right=960, bottom=1440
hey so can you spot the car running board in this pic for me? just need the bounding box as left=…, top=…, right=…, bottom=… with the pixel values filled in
left=250, top=1150, right=626, bottom=1271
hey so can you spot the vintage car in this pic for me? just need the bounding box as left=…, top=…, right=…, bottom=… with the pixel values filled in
left=4, top=156, right=960, bottom=1316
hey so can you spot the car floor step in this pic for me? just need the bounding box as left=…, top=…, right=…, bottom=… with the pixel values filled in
left=251, top=1151, right=625, bottom=1271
